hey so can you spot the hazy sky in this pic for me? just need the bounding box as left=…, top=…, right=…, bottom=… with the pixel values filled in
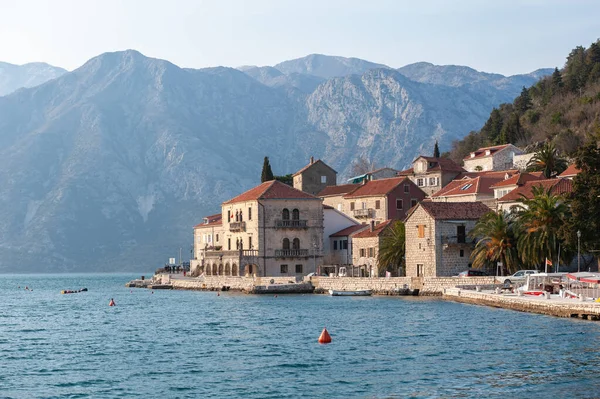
left=1, top=0, right=599, bottom=75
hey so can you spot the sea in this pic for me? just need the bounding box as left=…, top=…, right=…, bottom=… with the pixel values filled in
left=1, top=274, right=600, bottom=399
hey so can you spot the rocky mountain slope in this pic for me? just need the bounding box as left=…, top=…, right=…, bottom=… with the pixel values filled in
left=0, top=61, right=66, bottom=96
left=0, top=50, right=551, bottom=272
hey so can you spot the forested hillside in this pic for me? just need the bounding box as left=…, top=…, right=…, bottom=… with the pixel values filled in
left=446, top=40, right=600, bottom=163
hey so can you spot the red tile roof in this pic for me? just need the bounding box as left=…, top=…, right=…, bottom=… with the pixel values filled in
left=416, top=156, right=466, bottom=172
left=344, top=177, right=409, bottom=198
left=318, top=184, right=360, bottom=197
left=415, top=201, right=491, bottom=220
left=194, top=213, right=222, bottom=228
left=459, top=169, right=520, bottom=179
left=292, top=159, right=337, bottom=177
left=223, top=180, right=318, bottom=204
left=498, top=178, right=573, bottom=202
left=330, top=224, right=369, bottom=237
left=353, top=220, right=393, bottom=238
left=489, top=172, right=544, bottom=188
left=558, top=164, right=581, bottom=178
left=397, top=167, right=414, bottom=176
left=431, top=175, right=504, bottom=197
left=463, top=144, right=515, bottom=160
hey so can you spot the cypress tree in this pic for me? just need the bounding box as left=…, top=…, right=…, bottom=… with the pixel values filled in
left=515, top=86, right=532, bottom=114
left=433, top=141, right=440, bottom=158
left=261, top=156, right=274, bottom=182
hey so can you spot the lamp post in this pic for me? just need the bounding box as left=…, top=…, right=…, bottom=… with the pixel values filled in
left=313, top=242, right=318, bottom=276
left=577, top=230, right=581, bottom=273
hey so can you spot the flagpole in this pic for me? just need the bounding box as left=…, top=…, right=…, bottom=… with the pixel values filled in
left=545, top=257, right=548, bottom=273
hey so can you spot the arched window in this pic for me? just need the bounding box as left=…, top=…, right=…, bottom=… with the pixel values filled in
left=292, top=238, right=300, bottom=250
left=292, top=209, right=300, bottom=220
left=282, top=208, right=290, bottom=220
left=283, top=238, right=290, bottom=250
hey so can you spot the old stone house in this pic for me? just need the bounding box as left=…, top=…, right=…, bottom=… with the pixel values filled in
left=292, top=157, right=337, bottom=196
left=496, top=178, right=574, bottom=212
left=327, top=224, right=369, bottom=269
left=192, top=213, right=224, bottom=262
left=322, top=205, right=361, bottom=266
left=351, top=220, right=393, bottom=277
left=489, top=171, right=544, bottom=201
left=397, top=156, right=465, bottom=196
left=404, top=201, right=491, bottom=277
left=341, top=177, right=426, bottom=224
left=191, top=180, right=324, bottom=277
left=319, top=183, right=360, bottom=213
left=430, top=174, right=506, bottom=209
left=463, top=144, right=524, bottom=172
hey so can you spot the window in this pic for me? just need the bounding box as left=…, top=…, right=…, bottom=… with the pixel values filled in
left=216, top=234, right=219, bottom=242
left=396, top=199, right=403, bottom=210
left=248, top=207, right=252, bottom=220
left=292, top=238, right=300, bottom=250
left=418, top=225, right=425, bottom=238
left=417, top=179, right=424, bottom=187
left=292, top=209, right=299, bottom=220
left=337, top=203, right=342, bottom=211
left=360, top=248, right=366, bottom=257
left=321, top=175, right=327, bottom=184
left=375, top=200, right=380, bottom=209
left=350, top=202, right=355, bottom=211
left=436, top=177, right=440, bottom=186
left=283, top=238, right=290, bottom=250
left=280, top=264, right=288, bottom=274
left=295, top=264, right=303, bottom=274
left=457, top=226, right=466, bottom=243
left=362, top=202, right=366, bottom=209
left=228, top=238, right=231, bottom=250
left=227, top=210, right=231, bottom=221
left=282, top=208, right=290, bottom=220
left=411, top=199, right=417, bottom=208
left=459, top=249, right=464, bottom=257
left=417, top=264, right=424, bottom=277
left=404, top=184, right=410, bottom=193
left=368, top=247, right=374, bottom=257
left=429, top=177, right=436, bottom=186
left=460, top=183, right=473, bottom=190
left=342, top=240, right=348, bottom=250
left=333, top=240, right=338, bottom=250
left=249, top=236, right=252, bottom=249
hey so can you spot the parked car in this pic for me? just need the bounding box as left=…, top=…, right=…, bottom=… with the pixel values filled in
left=457, top=269, right=489, bottom=277
left=502, top=270, right=539, bottom=284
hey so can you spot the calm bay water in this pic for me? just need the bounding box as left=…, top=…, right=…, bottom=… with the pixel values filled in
left=1, top=274, right=600, bottom=399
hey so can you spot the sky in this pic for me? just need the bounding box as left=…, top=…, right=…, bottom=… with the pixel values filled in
left=1, top=0, right=599, bottom=75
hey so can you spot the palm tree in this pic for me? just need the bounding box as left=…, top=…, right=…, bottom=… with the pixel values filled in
left=526, top=142, right=568, bottom=178
left=514, top=185, right=570, bottom=268
left=377, top=221, right=405, bottom=276
left=469, top=210, right=520, bottom=275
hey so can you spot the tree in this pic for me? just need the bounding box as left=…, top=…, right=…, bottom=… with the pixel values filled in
left=469, top=211, right=520, bottom=275
left=433, top=140, right=440, bottom=158
left=261, top=156, right=274, bottom=182
left=274, top=174, right=293, bottom=186
left=514, top=86, right=532, bottom=114
left=551, top=67, right=563, bottom=91
left=377, top=221, right=405, bottom=276
left=514, top=186, right=570, bottom=268
left=526, top=142, right=567, bottom=178
left=350, top=156, right=376, bottom=176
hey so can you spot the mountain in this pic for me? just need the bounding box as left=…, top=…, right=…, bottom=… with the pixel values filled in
left=273, top=54, right=390, bottom=79
left=0, top=50, right=550, bottom=272
left=0, top=61, right=66, bottom=96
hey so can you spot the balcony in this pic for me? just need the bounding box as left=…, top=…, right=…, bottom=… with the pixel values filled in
left=229, top=221, right=246, bottom=232
left=274, top=249, right=310, bottom=258
left=353, top=208, right=373, bottom=218
left=442, top=235, right=476, bottom=247
left=275, top=219, right=308, bottom=229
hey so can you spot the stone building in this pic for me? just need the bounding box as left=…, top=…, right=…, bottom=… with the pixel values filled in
left=496, top=178, right=573, bottom=212
left=462, top=144, right=524, bottom=172
left=404, top=201, right=491, bottom=277
left=322, top=205, right=361, bottom=266
left=192, top=213, right=224, bottom=261
left=341, top=177, right=426, bottom=224
left=512, top=153, right=535, bottom=171
left=430, top=174, right=507, bottom=209
left=351, top=220, right=393, bottom=277
left=489, top=172, right=544, bottom=201
left=292, top=157, right=337, bottom=196
left=319, top=184, right=359, bottom=213
left=397, top=156, right=465, bottom=196
left=191, top=180, right=324, bottom=277
left=327, top=224, right=368, bottom=267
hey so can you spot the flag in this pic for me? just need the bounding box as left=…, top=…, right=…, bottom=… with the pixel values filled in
left=546, top=258, right=553, bottom=266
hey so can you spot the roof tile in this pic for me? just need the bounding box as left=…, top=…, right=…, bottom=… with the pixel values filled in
left=330, top=224, right=369, bottom=237
left=353, top=220, right=393, bottom=238
left=318, top=184, right=360, bottom=197
left=223, top=180, right=318, bottom=205
left=344, top=177, right=409, bottom=198
left=415, top=201, right=490, bottom=220
left=498, top=178, right=573, bottom=202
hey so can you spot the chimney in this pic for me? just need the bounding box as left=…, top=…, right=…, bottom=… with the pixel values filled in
left=310, top=156, right=314, bottom=164
left=370, top=220, right=375, bottom=232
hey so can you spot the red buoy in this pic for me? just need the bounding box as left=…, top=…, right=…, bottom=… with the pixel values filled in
left=318, top=327, right=332, bottom=344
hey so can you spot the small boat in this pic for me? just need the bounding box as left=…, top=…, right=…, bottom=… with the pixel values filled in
left=329, top=289, right=372, bottom=296
left=61, top=288, right=88, bottom=294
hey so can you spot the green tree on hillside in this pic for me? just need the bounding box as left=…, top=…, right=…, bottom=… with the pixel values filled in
left=526, top=142, right=567, bottom=178
left=433, top=140, right=440, bottom=158
left=469, top=211, right=519, bottom=275
left=261, top=156, right=274, bottom=182
left=377, top=221, right=405, bottom=276
left=515, top=186, right=570, bottom=268
left=514, top=87, right=532, bottom=114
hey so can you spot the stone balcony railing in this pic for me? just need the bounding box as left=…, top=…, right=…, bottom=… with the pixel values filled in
left=274, top=249, right=310, bottom=258
left=229, top=221, right=246, bottom=232
left=353, top=208, right=373, bottom=218
left=275, top=219, right=308, bottom=229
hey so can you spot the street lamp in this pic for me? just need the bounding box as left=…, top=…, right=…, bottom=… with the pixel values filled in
left=577, top=230, right=581, bottom=273
left=313, top=242, right=318, bottom=276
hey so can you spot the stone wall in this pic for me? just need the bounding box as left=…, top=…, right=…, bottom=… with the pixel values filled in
left=513, top=153, right=534, bottom=171
left=171, top=275, right=300, bottom=292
